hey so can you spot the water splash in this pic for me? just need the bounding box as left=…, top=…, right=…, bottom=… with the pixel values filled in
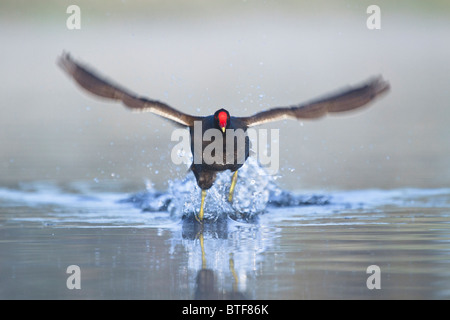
left=167, top=157, right=273, bottom=221
left=3, top=159, right=448, bottom=229
left=121, top=156, right=330, bottom=222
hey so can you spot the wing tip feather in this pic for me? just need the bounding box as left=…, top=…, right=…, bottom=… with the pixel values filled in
left=364, top=75, right=391, bottom=98
left=57, top=51, right=73, bottom=74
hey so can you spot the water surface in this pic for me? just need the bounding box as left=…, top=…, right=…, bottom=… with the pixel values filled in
left=1, top=181, right=449, bottom=299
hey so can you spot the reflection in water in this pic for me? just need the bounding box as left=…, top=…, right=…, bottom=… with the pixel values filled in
left=193, top=230, right=246, bottom=300
left=180, top=215, right=262, bottom=299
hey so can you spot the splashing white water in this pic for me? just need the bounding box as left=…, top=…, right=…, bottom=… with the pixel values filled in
left=167, top=157, right=275, bottom=221
left=2, top=159, right=449, bottom=229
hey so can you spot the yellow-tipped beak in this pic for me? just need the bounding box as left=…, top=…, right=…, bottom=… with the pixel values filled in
left=221, top=127, right=226, bottom=133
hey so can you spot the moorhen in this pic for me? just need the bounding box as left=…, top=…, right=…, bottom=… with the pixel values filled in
left=58, top=53, right=390, bottom=222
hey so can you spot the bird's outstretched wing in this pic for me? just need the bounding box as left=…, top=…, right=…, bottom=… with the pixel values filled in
left=58, top=53, right=201, bottom=127
left=238, top=76, right=390, bottom=127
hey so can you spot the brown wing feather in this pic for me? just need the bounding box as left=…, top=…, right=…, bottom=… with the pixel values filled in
left=239, top=76, right=390, bottom=127
left=58, top=53, right=201, bottom=127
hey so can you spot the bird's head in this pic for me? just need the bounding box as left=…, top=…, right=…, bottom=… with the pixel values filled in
left=214, top=108, right=230, bottom=133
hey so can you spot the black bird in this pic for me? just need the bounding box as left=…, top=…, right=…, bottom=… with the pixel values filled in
left=58, top=53, right=390, bottom=222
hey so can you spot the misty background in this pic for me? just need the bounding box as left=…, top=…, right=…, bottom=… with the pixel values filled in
left=1, top=0, right=449, bottom=192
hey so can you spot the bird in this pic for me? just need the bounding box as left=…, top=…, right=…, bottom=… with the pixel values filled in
left=58, top=52, right=390, bottom=223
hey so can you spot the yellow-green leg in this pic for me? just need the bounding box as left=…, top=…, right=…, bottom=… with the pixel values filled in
left=199, top=232, right=206, bottom=269
left=228, top=170, right=238, bottom=202
left=229, top=253, right=239, bottom=292
left=196, top=189, right=207, bottom=223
